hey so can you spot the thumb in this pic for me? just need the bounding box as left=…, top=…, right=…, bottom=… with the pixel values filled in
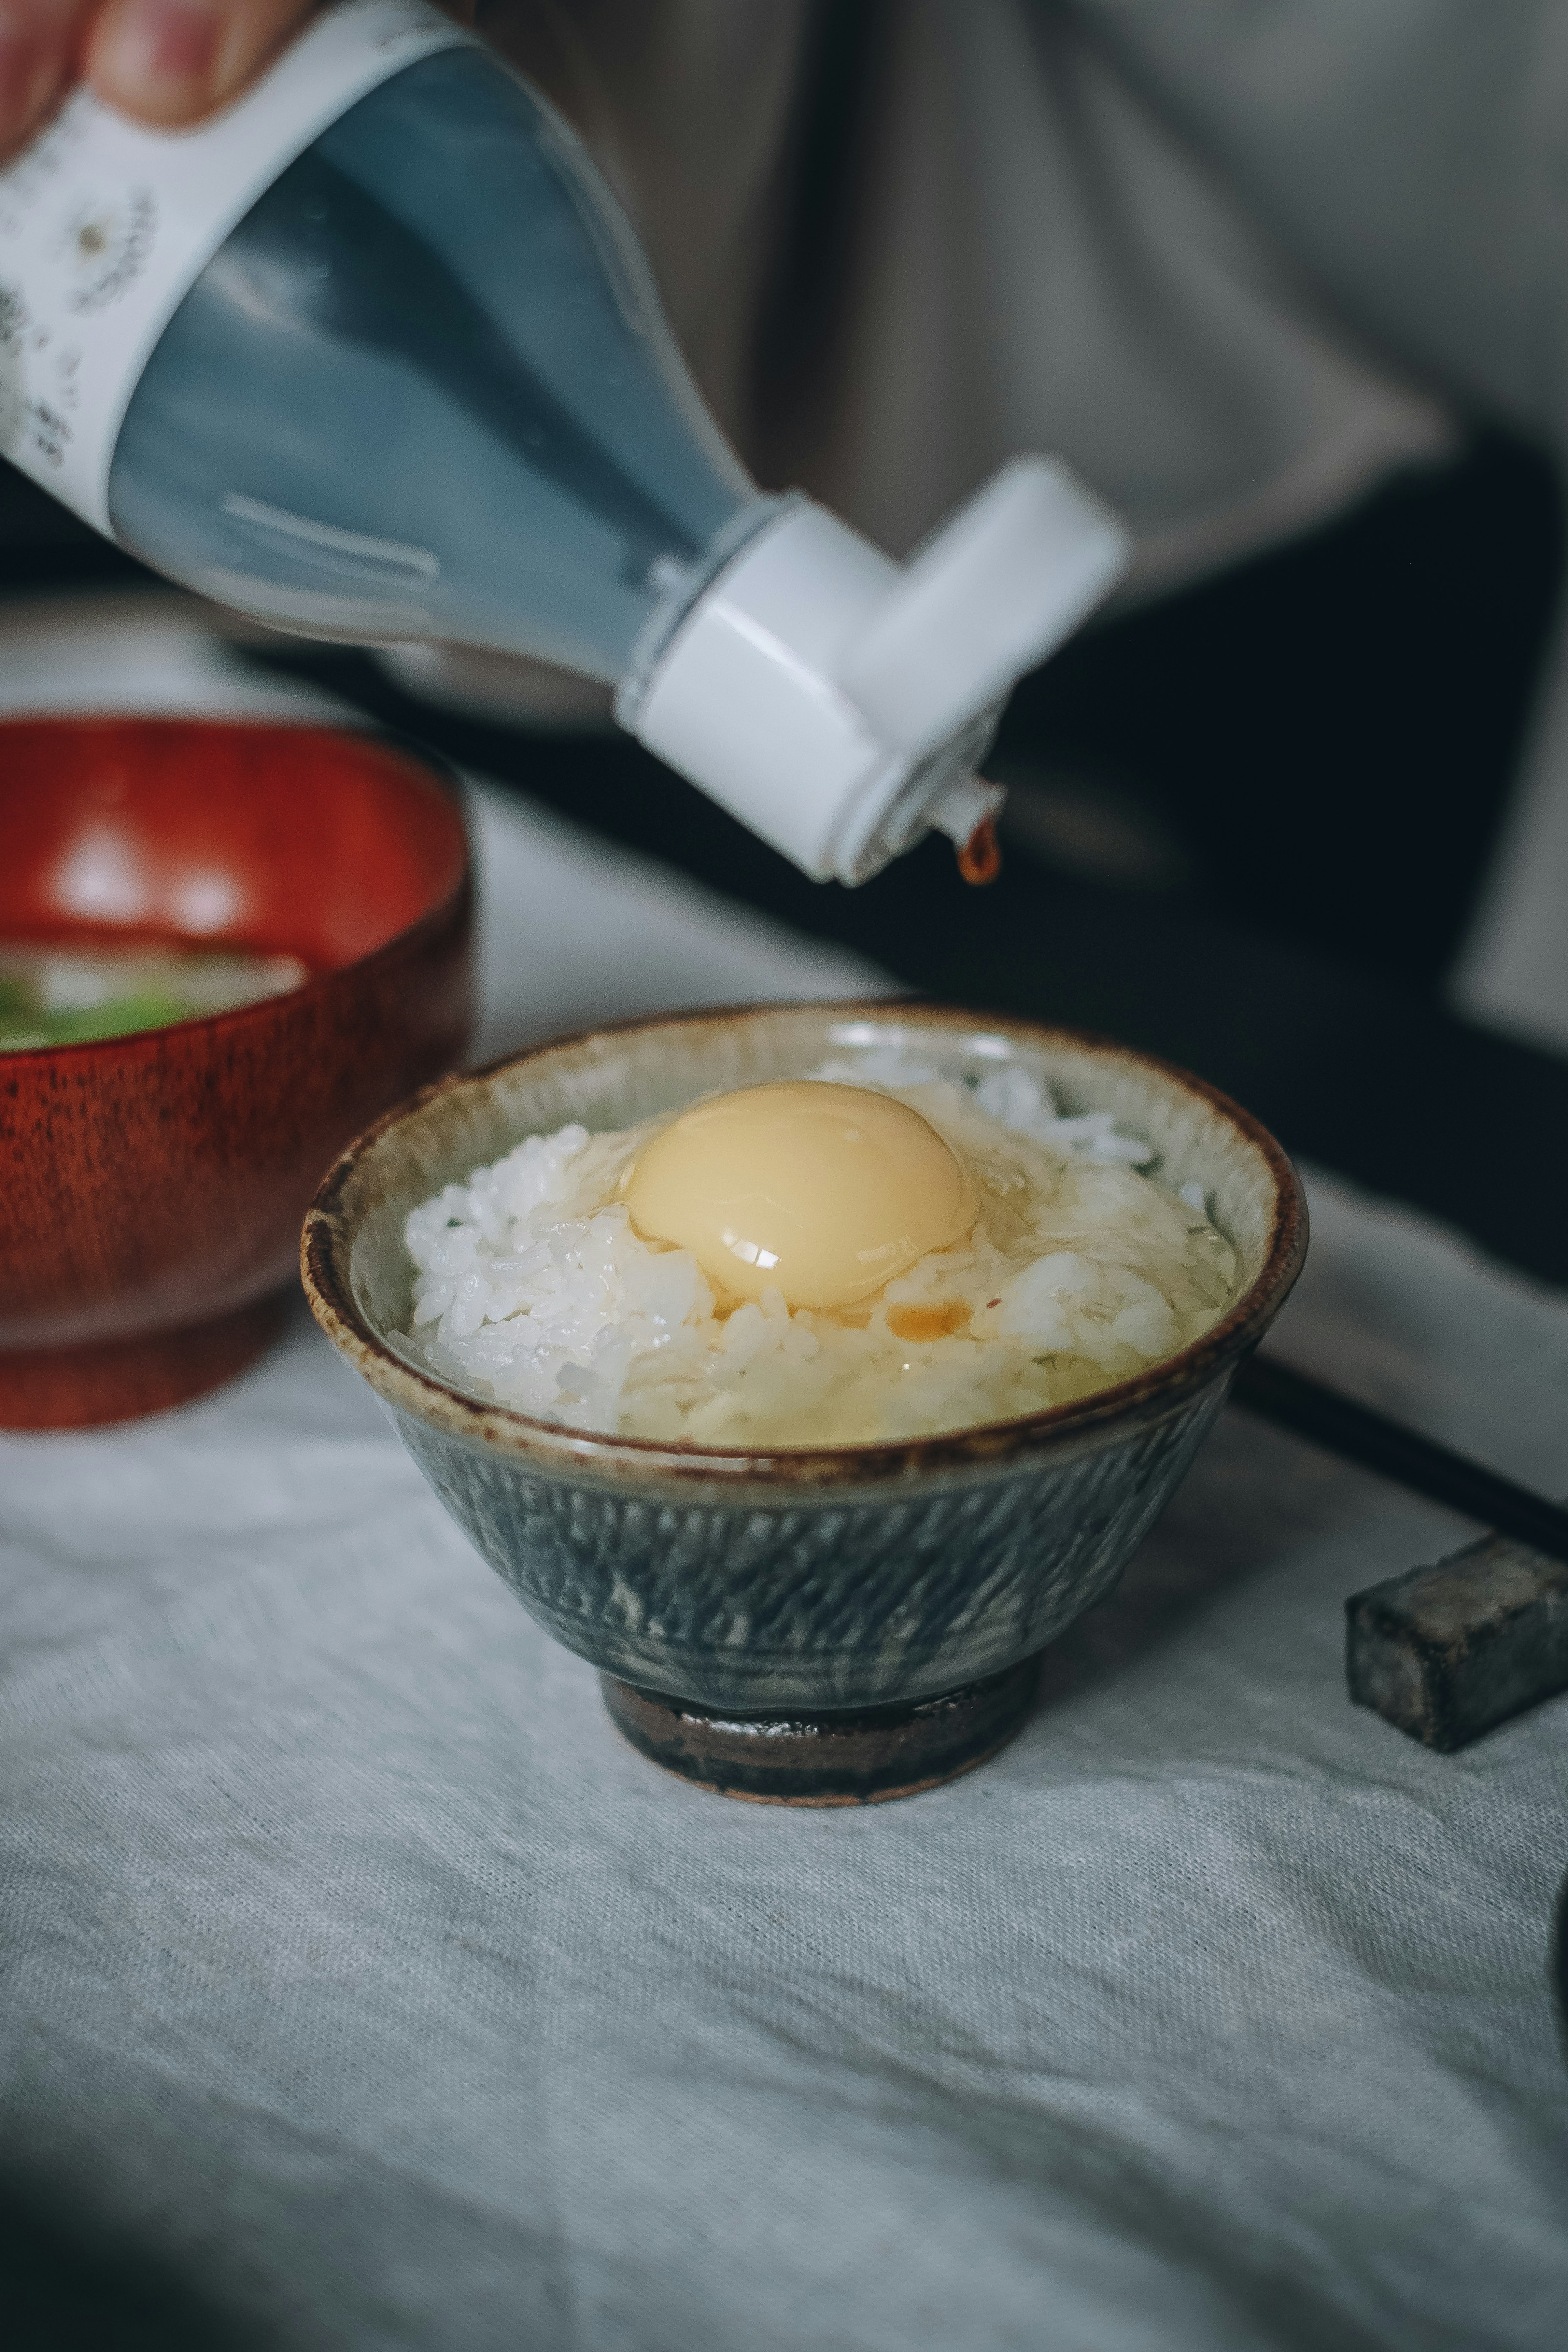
left=85, top=0, right=321, bottom=127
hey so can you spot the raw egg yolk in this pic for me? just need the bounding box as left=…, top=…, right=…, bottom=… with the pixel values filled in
left=622, top=1081, right=979, bottom=1311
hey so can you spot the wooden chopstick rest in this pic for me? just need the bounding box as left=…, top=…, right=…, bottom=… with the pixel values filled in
left=1346, top=1534, right=1568, bottom=1752
left=1232, top=1354, right=1568, bottom=1750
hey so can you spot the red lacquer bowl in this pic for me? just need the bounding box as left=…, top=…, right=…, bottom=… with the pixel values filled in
left=0, top=715, right=474, bottom=1428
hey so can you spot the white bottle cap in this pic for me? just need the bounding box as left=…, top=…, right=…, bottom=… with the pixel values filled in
left=621, top=456, right=1129, bottom=885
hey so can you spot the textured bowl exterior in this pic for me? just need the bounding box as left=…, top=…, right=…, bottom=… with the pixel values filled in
left=389, top=1378, right=1229, bottom=1708
left=304, top=1003, right=1307, bottom=1710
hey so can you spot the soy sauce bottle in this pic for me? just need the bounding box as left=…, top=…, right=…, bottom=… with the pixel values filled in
left=0, top=0, right=1128, bottom=881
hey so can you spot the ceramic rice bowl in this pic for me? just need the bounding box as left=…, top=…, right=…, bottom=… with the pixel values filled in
left=303, top=1004, right=1306, bottom=1801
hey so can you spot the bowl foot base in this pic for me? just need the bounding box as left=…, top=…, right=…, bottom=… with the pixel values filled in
left=0, top=1289, right=291, bottom=1430
left=601, top=1654, right=1042, bottom=1806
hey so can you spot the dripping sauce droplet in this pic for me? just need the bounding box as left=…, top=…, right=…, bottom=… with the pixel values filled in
left=957, top=814, right=1002, bottom=886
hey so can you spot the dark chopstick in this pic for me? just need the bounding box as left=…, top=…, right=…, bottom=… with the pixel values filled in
left=1231, top=1353, right=1568, bottom=1569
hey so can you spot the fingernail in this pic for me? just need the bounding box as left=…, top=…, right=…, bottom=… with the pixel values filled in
left=97, top=0, right=222, bottom=107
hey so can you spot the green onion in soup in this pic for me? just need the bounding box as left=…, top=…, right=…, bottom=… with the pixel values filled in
left=0, top=944, right=308, bottom=1050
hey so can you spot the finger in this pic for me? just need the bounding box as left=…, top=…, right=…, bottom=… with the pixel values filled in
left=85, top=0, right=317, bottom=128
left=0, top=0, right=94, bottom=157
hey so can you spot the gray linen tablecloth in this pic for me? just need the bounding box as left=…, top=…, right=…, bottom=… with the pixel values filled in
left=2, top=620, right=1566, bottom=2350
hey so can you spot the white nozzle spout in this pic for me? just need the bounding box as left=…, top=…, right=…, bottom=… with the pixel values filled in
left=928, top=772, right=1006, bottom=851
left=839, top=458, right=1130, bottom=760
left=626, top=455, right=1128, bottom=885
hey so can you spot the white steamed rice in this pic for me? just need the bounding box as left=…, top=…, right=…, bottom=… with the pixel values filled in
left=397, top=1052, right=1238, bottom=1446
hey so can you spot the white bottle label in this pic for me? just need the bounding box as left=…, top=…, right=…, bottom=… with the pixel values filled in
left=0, top=0, right=472, bottom=534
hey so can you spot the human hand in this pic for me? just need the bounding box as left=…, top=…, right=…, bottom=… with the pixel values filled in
left=0, top=0, right=323, bottom=158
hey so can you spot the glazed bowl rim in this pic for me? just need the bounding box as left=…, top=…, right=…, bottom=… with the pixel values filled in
left=302, top=1000, right=1308, bottom=1489
left=0, top=714, right=471, bottom=1069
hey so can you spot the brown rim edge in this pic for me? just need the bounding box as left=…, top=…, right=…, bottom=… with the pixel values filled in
left=300, top=999, right=1309, bottom=1491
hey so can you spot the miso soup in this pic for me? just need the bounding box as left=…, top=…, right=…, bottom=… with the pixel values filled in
left=0, top=943, right=308, bottom=1050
